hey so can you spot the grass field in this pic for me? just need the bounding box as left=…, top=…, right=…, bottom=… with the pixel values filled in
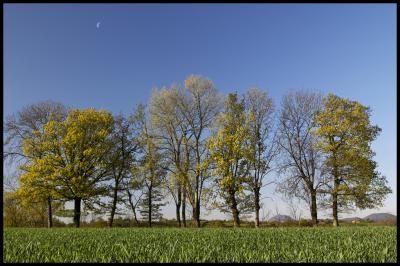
left=3, top=226, right=397, bottom=263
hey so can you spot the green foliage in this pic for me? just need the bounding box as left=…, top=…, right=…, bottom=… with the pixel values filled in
left=313, top=94, right=391, bottom=210
left=4, top=227, right=397, bottom=262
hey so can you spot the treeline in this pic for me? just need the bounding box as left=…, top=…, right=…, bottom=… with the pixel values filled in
left=3, top=75, right=391, bottom=228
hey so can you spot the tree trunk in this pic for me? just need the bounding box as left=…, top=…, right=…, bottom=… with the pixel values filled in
left=176, top=203, right=181, bottom=227
left=332, top=151, right=339, bottom=227
left=254, top=188, right=260, bottom=228
left=148, top=188, right=152, bottom=227
left=332, top=176, right=340, bottom=227
left=332, top=192, right=339, bottom=227
left=132, top=208, right=139, bottom=225
left=176, top=186, right=182, bottom=227
left=47, top=197, right=53, bottom=228
left=73, top=197, right=82, bottom=228
left=126, top=189, right=139, bottom=225
left=182, top=189, right=186, bottom=227
left=310, top=189, right=318, bottom=226
left=194, top=199, right=201, bottom=228
left=109, top=181, right=119, bottom=227
left=230, top=192, right=240, bottom=227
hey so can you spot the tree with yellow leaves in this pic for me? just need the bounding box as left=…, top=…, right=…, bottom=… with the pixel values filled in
left=5, top=101, right=67, bottom=228
left=207, top=93, right=253, bottom=227
left=313, top=94, right=391, bottom=227
left=18, top=108, right=114, bottom=228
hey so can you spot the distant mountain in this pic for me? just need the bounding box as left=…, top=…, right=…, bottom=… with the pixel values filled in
left=363, top=213, right=396, bottom=222
left=269, top=215, right=293, bottom=222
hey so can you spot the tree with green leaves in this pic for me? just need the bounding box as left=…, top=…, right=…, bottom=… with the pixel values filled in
left=313, top=94, right=392, bottom=226
left=207, top=93, right=253, bottom=227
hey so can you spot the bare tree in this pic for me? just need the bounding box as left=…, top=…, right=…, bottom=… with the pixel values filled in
left=125, top=181, right=144, bottom=225
left=260, top=206, right=271, bottom=222
left=274, top=204, right=281, bottom=221
left=286, top=198, right=303, bottom=224
left=277, top=90, right=324, bottom=226
left=244, top=88, right=278, bottom=227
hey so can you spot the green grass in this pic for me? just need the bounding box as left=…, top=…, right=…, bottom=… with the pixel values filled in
left=3, top=226, right=397, bottom=263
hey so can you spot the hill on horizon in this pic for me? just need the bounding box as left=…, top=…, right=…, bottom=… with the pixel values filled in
left=340, top=213, right=396, bottom=222
left=269, top=215, right=293, bottom=223
left=363, top=213, right=396, bottom=221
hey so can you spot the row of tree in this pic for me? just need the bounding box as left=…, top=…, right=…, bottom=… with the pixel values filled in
left=3, top=75, right=391, bottom=228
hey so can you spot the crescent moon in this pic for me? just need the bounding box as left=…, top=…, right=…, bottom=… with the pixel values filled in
left=96, top=22, right=100, bottom=29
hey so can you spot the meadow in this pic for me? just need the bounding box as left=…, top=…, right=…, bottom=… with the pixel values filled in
left=3, top=226, right=397, bottom=263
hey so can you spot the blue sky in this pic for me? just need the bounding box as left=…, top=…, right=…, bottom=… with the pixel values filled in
left=4, top=4, right=396, bottom=220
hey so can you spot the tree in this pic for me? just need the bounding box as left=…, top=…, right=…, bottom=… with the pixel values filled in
left=244, top=88, right=278, bottom=227
left=164, top=172, right=183, bottom=226
left=4, top=101, right=68, bottom=228
left=17, top=159, right=59, bottom=228
left=138, top=184, right=165, bottom=225
left=313, top=94, right=392, bottom=226
left=3, top=191, right=26, bottom=227
left=22, top=108, right=114, bottom=228
left=207, top=93, right=253, bottom=227
left=3, top=191, right=63, bottom=227
left=104, top=114, right=139, bottom=227
left=276, top=91, right=325, bottom=225
left=286, top=198, right=303, bottom=225
left=178, top=75, right=222, bottom=227
left=125, top=176, right=145, bottom=225
left=149, top=75, right=222, bottom=227
left=149, top=85, right=190, bottom=227
left=133, top=104, right=167, bottom=227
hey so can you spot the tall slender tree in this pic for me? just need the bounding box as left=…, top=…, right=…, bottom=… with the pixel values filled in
left=133, top=104, right=167, bottom=227
left=244, top=88, right=278, bottom=228
left=178, top=75, right=222, bottom=227
left=105, top=114, right=139, bottom=227
left=149, top=86, right=190, bottom=227
left=277, top=91, right=324, bottom=225
left=207, top=93, right=253, bottom=227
